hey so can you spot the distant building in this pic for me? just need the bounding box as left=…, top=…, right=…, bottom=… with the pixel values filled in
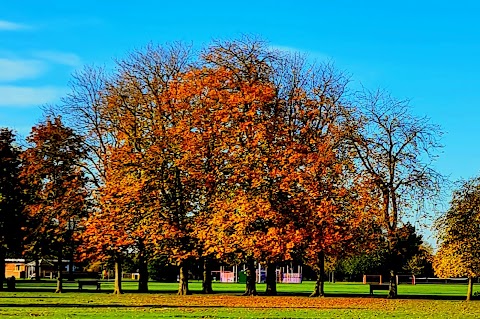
left=25, top=259, right=74, bottom=279
left=5, top=259, right=26, bottom=278
left=4, top=259, right=77, bottom=279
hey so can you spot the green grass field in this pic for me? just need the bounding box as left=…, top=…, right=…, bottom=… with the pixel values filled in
left=0, top=280, right=479, bottom=318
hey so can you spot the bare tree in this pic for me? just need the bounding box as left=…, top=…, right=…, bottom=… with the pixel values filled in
left=42, top=65, right=111, bottom=187
left=350, top=89, right=444, bottom=298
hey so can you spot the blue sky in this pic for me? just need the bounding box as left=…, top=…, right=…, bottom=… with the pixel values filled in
left=1, top=1, right=479, bottom=221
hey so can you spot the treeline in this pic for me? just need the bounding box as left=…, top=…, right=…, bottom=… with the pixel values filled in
left=0, top=37, right=443, bottom=297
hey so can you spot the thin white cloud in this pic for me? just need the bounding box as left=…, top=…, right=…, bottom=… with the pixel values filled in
left=0, top=20, right=29, bottom=31
left=33, top=51, right=82, bottom=67
left=0, top=50, right=82, bottom=82
left=269, top=45, right=303, bottom=54
left=269, top=45, right=333, bottom=62
left=0, top=86, right=66, bottom=107
left=0, top=58, right=46, bottom=82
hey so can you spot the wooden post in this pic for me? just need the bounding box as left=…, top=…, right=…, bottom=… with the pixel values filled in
left=257, top=262, right=261, bottom=283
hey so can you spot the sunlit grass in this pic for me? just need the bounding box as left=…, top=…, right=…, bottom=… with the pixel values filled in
left=1, top=281, right=479, bottom=318
left=12, top=279, right=476, bottom=297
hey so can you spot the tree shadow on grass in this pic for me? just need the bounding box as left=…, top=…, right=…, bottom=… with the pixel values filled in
left=1, top=288, right=108, bottom=293
left=0, top=296, right=61, bottom=299
left=138, top=290, right=470, bottom=301
left=3, top=288, right=470, bottom=301
left=326, top=292, right=469, bottom=301
left=0, top=303, right=367, bottom=310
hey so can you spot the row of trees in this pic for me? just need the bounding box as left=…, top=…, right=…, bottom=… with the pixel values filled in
left=0, top=38, right=443, bottom=297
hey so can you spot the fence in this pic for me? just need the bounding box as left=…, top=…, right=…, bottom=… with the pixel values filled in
left=281, top=272, right=302, bottom=283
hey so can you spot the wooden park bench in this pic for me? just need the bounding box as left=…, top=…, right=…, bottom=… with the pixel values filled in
left=78, top=280, right=101, bottom=291
left=369, top=283, right=389, bottom=295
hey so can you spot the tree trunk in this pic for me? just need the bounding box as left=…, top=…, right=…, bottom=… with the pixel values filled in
left=265, top=262, right=277, bottom=296
left=68, top=243, right=74, bottom=281
left=390, top=190, right=399, bottom=232
left=310, top=251, right=325, bottom=297
left=467, top=276, right=473, bottom=301
left=387, top=270, right=397, bottom=299
left=243, top=257, right=257, bottom=296
left=113, top=256, right=123, bottom=295
left=55, top=249, right=63, bottom=293
left=137, top=247, right=149, bottom=292
left=177, top=260, right=190, bottom=295
left=202, top=257, right=213, bottom=294
left=386, top=228, right=398, bottom=299
left=35, top=258, right=40, bottom=281
left=384, top=187, right=399, bottom=299
left=0, top=248, right=5, bottom=291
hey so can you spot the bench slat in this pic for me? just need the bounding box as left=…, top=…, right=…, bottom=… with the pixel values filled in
left=78, top=280, right=101, bottom=291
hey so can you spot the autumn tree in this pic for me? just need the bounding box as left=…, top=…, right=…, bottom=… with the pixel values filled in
left=62, top=65, right=144, bottom=294
left=165, top=66, right=241, bottom=294
left=265, top=51, right=380, bottom=297
left=108, top=44, right=198, bottom=296
left=198, top=38, right=379, bottom=297
left=277, top=60, right=351, bottom=297
left=350, top=89, right=443, bottom=298
left=199, top=38, right=305, bottom=296
left=101, top=38, right=294, bottom=297
left=145, top=67, right=225, bottom=295
left=80, top=150, right=140, bottom=295
left=21, top=117, right=88, bottom=293
left=63, top=43, right=194, bottom=294
left=434, top=177, right=480, bottom=301
left=0, top=128, right=24, bottom=289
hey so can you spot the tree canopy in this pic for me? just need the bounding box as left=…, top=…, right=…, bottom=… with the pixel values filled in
left=21, top=117, right=88, bottom=293
left=434, top=177, right=480, bottom=300
left=0, top=37, right=445, bottom=298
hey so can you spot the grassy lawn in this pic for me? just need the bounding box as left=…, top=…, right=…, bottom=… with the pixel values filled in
left=0, top=281, right=479, bottom=318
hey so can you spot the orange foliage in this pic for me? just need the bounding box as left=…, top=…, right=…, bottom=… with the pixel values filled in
left=21, top=117, right=87, bottom=251
left=73, top=40, right=383, bottom=296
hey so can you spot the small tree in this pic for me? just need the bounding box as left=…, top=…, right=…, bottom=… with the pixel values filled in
left=21, top=117, right=88, bottom=293
left=351, top=89, right=443, bottom=298
left=434, top=177, right=480, bottom=301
